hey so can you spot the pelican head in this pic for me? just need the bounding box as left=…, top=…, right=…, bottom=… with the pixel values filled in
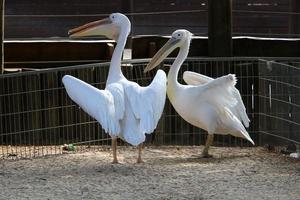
left=144, top=29, right=193, bottom=73
left=68, top=13, right=131, bottom=40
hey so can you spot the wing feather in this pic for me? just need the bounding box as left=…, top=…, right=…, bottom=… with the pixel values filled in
left=199, top=74, right=238, bottom=109
left=184, top=71, right=250, bottom=127
left=125, top=69, right=167, bottom=134
left=62, top=75, right=122, bottom=136
left=183, top=71, right=213, bottom=85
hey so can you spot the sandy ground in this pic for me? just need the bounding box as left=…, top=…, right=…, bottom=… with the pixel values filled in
left=0, top=146, right=299, bottom=200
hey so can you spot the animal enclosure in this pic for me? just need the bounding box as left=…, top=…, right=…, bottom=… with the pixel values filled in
left=1, top=57, right=300, bottom=159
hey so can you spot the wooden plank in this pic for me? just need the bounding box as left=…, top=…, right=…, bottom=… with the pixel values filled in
left=133, top=0, right=207, bottom=12
left=132, top=37, right=208, bottom=59
left=5, top=42, right=112, bottom=69
left=234, top=0, right=290, bottom=11
left=5, top=0, right=122, bottom=15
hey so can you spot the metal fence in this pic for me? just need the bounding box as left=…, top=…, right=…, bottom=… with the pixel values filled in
left=1, top=57, right=300, bottom=159
left=257, top=59, right=300, bottom=145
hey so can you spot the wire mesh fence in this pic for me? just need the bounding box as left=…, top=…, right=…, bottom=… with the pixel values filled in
left=1, top=57, right=300, bottom=159
left=257, top=59, right=300, bottom=145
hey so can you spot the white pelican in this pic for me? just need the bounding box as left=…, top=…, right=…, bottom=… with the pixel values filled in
left=62, top=13, right=167, bottom=163
left=144, top=29, right=254, bottom=157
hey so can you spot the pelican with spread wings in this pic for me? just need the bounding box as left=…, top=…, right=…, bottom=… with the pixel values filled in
left=63, top=13, right=166, bottom=163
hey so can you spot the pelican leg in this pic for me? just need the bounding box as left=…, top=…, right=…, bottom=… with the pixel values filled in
left=202, top=134, right=214, bottom=158
left=111, top=138, right=119, bottom=164
left=136, top=143, right=144, bottom=164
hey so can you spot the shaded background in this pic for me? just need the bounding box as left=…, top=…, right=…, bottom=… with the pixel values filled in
left=4, top=0, right=300, bottom=39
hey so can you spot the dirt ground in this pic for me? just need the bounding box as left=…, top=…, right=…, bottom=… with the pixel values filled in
left=0, top=146, right=299, bottom=200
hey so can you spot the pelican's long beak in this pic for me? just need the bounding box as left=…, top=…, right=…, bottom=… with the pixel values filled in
left=144, top=37, right=180, bottom=73
left=68, top=18, right=119, bottom=40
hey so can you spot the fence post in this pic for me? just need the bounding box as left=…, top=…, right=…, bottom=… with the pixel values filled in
left=208, top=0, right=232, bottom=57
left=290, top=0, right=300, bottom=35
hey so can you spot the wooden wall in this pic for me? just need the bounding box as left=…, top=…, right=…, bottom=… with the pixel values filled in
left=4, top=0, right=298, bottom=39
left=132, top=36, right=300, bottom=58
left=5, top=0, right=122, bottom=38
left=4, top=40, right=115, bottom=69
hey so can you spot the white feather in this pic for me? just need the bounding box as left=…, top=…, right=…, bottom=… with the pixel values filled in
left=199, top=74, right=238, bottom=109
left=152, top=29, right=254, bottom=145
left=63, top=14, right=167, bottom=146
left=62, top=75, right=121, bottom=136
left=125, top=70, right=167, bottom=134
left=183, top=71, right=250, bottom=127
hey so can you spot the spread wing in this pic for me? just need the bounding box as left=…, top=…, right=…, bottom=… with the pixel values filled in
left=125, top=69, right=167, bottom=133
left=183, top=71, right=213, bottom=85
left=197, top=74, right=238, bottom=110
left=184, top=71, right=250, bottom=127
left=62, top=75, right=123, bottom=136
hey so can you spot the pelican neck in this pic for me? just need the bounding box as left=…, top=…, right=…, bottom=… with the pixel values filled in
left=168, top=42, right=190, bottom=89
left=107, top=30, right=128, bottom=83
